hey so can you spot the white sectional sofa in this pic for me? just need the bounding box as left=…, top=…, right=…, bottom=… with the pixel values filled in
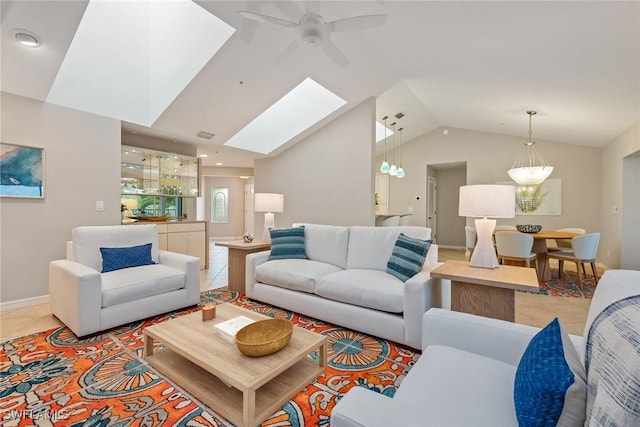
left=245, top=224, right=450, bottom=349
left=331, top=269, right=640, bottom=426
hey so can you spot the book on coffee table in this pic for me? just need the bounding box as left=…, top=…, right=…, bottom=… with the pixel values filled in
left=214, top=315, right=255, bottom=343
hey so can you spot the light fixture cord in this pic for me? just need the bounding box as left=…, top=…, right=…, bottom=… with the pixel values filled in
left=391, top=122, right=396, bottom=164
left=383, top=116, right=388, bottom=160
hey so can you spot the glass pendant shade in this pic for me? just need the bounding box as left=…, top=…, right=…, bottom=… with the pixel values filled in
left=389, top=164, right=397, bottom=176
left=380, top=159, right=390, bottom=173
left=396, top=166, right=405, bottom=178
left=508, top=111, right=553, bottom=186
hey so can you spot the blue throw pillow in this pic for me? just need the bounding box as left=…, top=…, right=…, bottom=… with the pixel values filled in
left=514, top=318, right=587, bottom=427
left=100, top=243, right=155, bottom=273
left=386, top=233, right=432, bottom=282
left=268, top=226, right=308, bottom=261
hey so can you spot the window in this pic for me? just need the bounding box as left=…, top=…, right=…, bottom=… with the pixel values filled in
left=211, top=187, right=228, bottom=223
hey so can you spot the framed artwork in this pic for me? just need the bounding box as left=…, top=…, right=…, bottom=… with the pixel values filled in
left=0, top=142, right=45, bottom=198
left=496, top=178, right=562, bottom=216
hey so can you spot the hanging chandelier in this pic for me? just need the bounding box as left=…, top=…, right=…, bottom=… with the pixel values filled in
left=379, top=116, right=390, bottom=173
left=507, top=110, right=553, bottom=186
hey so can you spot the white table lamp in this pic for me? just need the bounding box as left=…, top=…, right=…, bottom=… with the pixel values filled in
left=255, top=193, right=284, bottom=243
left=459, top=185, right=515, bottom=269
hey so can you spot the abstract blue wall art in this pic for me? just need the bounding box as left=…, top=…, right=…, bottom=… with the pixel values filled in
left=0, top=143, right=45, bottom=198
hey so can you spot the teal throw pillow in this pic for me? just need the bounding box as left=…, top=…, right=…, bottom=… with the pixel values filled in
left=100, top=243, right=155, bottom=273
left=386, top=233, right=432, bottom=282
left=269, top=226, right=308, bottom=261
left=514, top=318, right=587, bottom=427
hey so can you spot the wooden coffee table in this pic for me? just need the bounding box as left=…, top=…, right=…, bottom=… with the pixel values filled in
left=143, top=303, right=327, bottom=427
left=430, top=260, right=539, bottom=322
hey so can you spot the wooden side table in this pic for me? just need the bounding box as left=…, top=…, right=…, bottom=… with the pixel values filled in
left=215, top=240, right=271, bottom=294
left=430, top=260, right=539, bottom=322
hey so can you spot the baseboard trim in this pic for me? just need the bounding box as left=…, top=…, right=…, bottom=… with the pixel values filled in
left=0, top=294, right=49, bottom=312
left=438, top=245, right=466, bottom=251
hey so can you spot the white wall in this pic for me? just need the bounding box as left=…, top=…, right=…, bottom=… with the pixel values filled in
left=254, top=98, right=376, bottom=231
left=1, top=92, right=121, bottom=304
left=382, top=127, right=602, bottom=248
left=601, top=121, right=640, bottom=268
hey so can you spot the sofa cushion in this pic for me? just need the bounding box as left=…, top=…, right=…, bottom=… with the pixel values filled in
left=394, top=345, right=519, bottom=426
left=316, top=269, right=404, bottom=313
left=101, top=264, right=185, bottom=308
left=292, top=223, right=349, bottom=269
left=73, top=224, right=160, bottom=272
left=386, top=233, right=432, bottom=282
left=100, top=243, right=155, bottom=273
left=268, top=226, right=308, bottom=261
left=256, top=259, right=343, bottom=293
left=347, top=226, right=431, bottom=271
left=514, top=318, right=587, bottom=427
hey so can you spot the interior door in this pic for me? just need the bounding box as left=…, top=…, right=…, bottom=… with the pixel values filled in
left=427, top=176, right=437, bottom=242
left=244, top=183, right=254, bottom=235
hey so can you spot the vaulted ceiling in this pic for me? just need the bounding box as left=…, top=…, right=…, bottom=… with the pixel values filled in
left=2, top=1, right=639, bottom=167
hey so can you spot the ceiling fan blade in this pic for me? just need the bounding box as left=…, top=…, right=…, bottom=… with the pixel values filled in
left=275, top=40, right=301, bottom=63
left=236, top=11, right=297, bottom=28
left=321, top=41, right=350, bottom=67
left=328, top=14, right=387, bottom=32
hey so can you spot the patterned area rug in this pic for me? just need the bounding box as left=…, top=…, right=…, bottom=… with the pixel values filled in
left=1, top=289, right=417, bottom=426
left=538, top=268, right=598, bottom=298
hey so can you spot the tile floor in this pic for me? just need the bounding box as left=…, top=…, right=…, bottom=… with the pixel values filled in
left=0, top=243, right=594, bottom=340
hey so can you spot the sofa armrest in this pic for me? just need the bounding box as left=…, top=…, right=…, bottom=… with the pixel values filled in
left=403, top=265, right=449, bottom=349
left=49, top=260, right=102, bottom=337
left=422, top=308, right=547, bottom=365
left=158, top=250, right=200, bottom=304
left=331, top=387, right=424, bottom=427
left=245, top=250, right=271, bottom=298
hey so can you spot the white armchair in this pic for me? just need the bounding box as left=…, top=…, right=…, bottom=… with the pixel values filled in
left=49, top=224, right=200, bottom=337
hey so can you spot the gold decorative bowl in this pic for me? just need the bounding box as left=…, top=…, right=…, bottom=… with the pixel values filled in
left=235, top=319, right=293, bottom=357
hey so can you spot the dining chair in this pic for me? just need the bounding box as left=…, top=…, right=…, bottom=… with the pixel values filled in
left=545, top=233, right=600, bottom=290
left=495, top=232, right=539, bottom=279
left=464, top=226, right=477, bottom=260
left=552, top=227, right=586, bottom=250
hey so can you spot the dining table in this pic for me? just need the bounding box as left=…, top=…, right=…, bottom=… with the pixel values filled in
left=496, top=230, right=579, bottom=281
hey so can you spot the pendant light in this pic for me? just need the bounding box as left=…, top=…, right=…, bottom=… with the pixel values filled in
left=507, top=111, right=554, bottom=185
left=379, top=116, right=390, bottom=173
left=388, top=121, right=398, bottom=176
left=396, top=127, right=405, bottom=178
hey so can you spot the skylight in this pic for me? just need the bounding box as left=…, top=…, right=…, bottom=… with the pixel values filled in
left=376, top=121, right=394, bottom=143
left=224, top=78, right=347, bottom=155
left=46, top=0, right=235, bottom=126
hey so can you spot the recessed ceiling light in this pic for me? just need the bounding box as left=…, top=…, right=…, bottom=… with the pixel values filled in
left=199, top=154, right=208, bottom=158
left=12, top=29, right=41, bottom=48
left=215, top=162, right=223, bottom=166
left=239, top=176, right=250, bottom=179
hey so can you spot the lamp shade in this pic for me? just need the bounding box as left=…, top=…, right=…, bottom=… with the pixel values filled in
left=255, top=193, right=284, bottom=213
left=459, top=185, right=515, bottom=219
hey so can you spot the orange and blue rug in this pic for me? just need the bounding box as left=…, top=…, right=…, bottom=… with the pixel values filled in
left=538, top=269, right=597, bottom=298
left=1, top=289, right=419, bottom=426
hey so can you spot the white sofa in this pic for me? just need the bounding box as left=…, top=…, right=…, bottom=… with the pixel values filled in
left=246, top=224, right=449, bottom=349
left=49, top=224, right=200, bottom=337
left=331, top=269, right=640, bottom=426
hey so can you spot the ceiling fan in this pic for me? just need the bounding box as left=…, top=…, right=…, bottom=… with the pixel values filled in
left=237, top=3, right=387, bottom=67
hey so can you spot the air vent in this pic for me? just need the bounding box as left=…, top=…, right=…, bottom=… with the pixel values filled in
left=196, top=130, right=215, bottom=140
left=395, top=112, right=405, bottom=119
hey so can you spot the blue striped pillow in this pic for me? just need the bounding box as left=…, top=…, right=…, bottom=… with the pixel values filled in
left=386, top=233, right=432, bottom=282
left=268, top=226, right=308, bottom=261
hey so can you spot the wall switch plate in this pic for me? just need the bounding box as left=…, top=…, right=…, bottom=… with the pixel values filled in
left=96, top=201, right=104, bottom=211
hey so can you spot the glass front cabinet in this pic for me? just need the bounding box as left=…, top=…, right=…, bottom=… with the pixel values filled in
left=121, top=145, right=200, bottom=218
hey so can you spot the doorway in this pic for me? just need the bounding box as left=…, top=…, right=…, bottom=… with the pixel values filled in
left=427, top=176, right=437, bottom=242
left=244, top=183, right=254, bottom=235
